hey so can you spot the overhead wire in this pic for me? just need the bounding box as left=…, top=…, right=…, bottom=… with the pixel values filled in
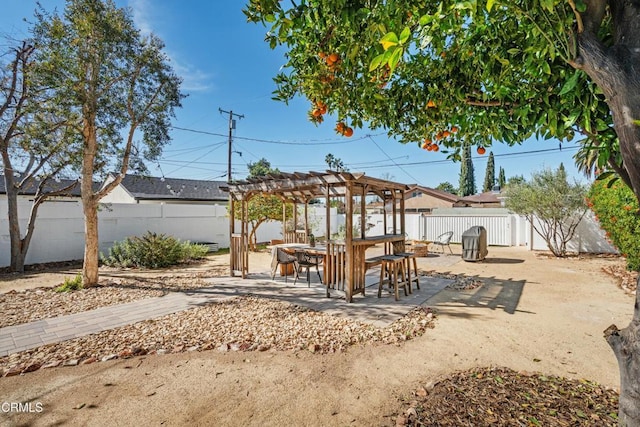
left=366, top=135, right=423, bottom=184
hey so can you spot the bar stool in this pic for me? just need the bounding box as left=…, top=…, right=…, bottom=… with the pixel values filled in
left=378, top=255, right=408, bottom=301
left=395, top=251, right=420, bottom=293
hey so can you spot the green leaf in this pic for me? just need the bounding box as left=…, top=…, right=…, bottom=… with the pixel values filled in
left=399, top=27, right=411, bottom=44
left=575, top=0, right=587, bottom=12
left=388, top=46, right=403, bottom=74
left=486, top=0, right=497, bottom=12
left=540, top=0, right=554, bottom=12
left=559, top=70, right=580, bottom=96
left=370, top=53, right=385, bottom=72
left=265, top=14, right=276, bottom=23
left=380, top=32, right=399, bottom=50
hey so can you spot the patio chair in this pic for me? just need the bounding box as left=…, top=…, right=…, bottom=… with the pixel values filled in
left=293, top=250, right=322, bottom=287
left=430, top=231, right=454, bottom=255
left=272, top=248, right=297, bottom=282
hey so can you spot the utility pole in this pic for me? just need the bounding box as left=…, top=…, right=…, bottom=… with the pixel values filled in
left=219, top=108, right=244, bottom=183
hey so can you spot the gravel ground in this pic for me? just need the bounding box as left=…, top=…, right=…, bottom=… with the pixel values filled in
left=0, top=296, right=435, bottom=377
left=0, top=273, right=216, bottom=328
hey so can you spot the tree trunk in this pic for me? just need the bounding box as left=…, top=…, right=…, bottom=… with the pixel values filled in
left=575, top=3, right=640, bottom=422
left=82, top=196, right=100, bottom=287
left=2, top=171, right=26, bottom=272
left=604, top=278, right=640, bottom=426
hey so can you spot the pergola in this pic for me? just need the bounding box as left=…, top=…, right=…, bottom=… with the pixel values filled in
left=225, top=171, right=410, bottom=302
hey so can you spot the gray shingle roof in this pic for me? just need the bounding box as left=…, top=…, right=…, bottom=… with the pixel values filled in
left=116, top=174, right=227, bottom=201
left=0, top=175, right=84, bottom=196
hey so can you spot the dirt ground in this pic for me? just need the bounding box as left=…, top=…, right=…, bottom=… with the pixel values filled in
left=0, top=245, right=633, bottom=427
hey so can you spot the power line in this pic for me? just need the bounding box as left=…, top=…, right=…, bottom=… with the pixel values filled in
left=367, top=135, right=423, bottom=184
left=170, top=124, right=376, bottom=145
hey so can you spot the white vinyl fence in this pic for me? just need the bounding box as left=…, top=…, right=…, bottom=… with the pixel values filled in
left=0, top=201, right=617, bottom=268
left=0, top=200, right=231, bottom=267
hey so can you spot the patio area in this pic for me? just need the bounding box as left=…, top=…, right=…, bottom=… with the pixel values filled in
left=202, top=247, right=459, bottom=327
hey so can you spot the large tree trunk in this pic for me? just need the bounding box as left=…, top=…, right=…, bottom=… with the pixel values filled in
left=576, top=2, right=640, bottom=423
left=4, top=173, right=25, bottom=273
left=604, top=281, right=640, bottom=426
left=81, top=194, right=100, bottom=287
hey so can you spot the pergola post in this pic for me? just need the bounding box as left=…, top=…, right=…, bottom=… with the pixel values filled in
left=392, top=190, right=398, bottom=234
left=400, top=189, right=406, bottom=235
left=282, top=200, right=287, bottom=242
left=325, top=184, right=331, bottom=241
left=360, top=184, right=367, bottom=239
left=345, top=181, right=354, bottom=302
left=229, top=195, right=235, bottom=277
left=241, top=196, right=249, bottom=278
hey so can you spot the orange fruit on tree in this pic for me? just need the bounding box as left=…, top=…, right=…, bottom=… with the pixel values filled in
left=327, top=53, right=339, bottom=64
left=442, top=130, right=451, bottom=138
left=343, top=127, right=354, bottom=137
left=477, top=146, right=486, bottom=155
left=421, top=142, right=429, bottom=149
left=432, top=144, right=440, bottom=152
left=423, top=139, right=432, bottom=145
left=426, top=100, right=436, bottom=108
left=312, top=108, right=322, bottom=117
left=451, top=126, right=459, bottom=133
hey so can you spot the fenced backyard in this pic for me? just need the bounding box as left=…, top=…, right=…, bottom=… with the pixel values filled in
left=0, top=201, right=616, bottom=269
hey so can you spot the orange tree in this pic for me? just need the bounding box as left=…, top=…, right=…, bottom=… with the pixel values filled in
left=245, top=1, right=640, bottom=422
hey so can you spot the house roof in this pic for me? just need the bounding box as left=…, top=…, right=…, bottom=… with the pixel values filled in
left=115, top=174, right=227, bottom=201
left=0, top=175, right=84, bottom=197
left=406, top=185, right=461, bottom=203
left=459, top=191, right=502, bottom=204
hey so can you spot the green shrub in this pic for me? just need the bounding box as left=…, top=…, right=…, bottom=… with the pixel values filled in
left=102, top=232, right=209, bottom=269
left=180, top=241, right=209, bottom=261
left=587, top=177, right=640, bottom=271
left=55, top=273, right=83, bottom=292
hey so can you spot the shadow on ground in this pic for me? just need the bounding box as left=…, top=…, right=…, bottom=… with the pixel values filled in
left=427, top=273, right=532, bottom=318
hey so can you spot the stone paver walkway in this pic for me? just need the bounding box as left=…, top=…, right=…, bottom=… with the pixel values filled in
left=0, top=268, right=453, bottom=358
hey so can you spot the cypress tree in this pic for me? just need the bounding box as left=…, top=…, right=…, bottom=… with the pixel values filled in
left=458, top=145, right=476, bottom=196
left=483, top=151, right=495, bottom=192
left=498, top=166, right=506, bottom=189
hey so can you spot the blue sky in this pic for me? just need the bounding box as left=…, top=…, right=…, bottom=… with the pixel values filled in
left=1, top=0, right=587, bottom=190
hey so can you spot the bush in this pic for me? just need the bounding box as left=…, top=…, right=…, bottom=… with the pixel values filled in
left=55, top=273, right=83, bottom=292
left=102, top=232, right=209, bottom=269
left=587, top=177, right=640, bottom=271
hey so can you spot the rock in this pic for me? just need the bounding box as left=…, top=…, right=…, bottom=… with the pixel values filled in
left=41, top=360, right=62, bottom=369
left=63, top=359, right=79, bottom=367
left=308, top=343, right=320, bottom=353
left=415, top=387, right=428, bottom=398
left=156, top=349, right=168, bottom=355
left=82, top=357, right=98, bottom=365
left=257, top=344, right=270, bottom=352
left=131, top=347, right=147, bottom=356
left=3, top=366, right=23, bottom=377
left=217, top=344, right=229, bottom=352
left=118, top=350, right=132, bottom=359
left=187, top=345, right=199, bottom=352
left=230, top=343, right=240, bottom=352
left=22, top=363, right=42, bottom=373
left=172, top=345, right=185, bottom=353
left=101, top=354, right=118, bottom=362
